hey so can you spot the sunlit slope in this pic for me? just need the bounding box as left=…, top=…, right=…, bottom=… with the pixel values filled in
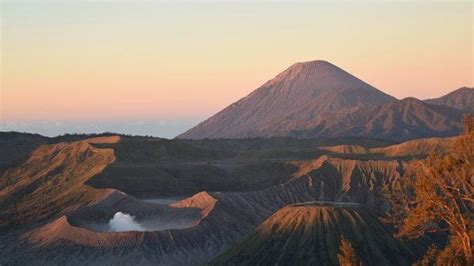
left=321, top=136, right=456, bottom=158
left=0, top=137, right=119, bottom=231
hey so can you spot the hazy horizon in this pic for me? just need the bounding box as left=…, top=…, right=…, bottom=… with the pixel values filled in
left=0, top=119, right=200, bottom=138
left=1, top=1, right=473, bottom=138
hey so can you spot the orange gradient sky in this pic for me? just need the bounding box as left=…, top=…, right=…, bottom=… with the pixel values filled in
left=1, top=1, right=473, bottom=136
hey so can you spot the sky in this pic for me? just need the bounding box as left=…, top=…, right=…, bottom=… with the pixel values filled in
left=1, top=1, right=473, bottom=138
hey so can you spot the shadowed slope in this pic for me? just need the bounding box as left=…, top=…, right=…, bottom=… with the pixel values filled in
left=212, top=203, right=420, bottom=265
left=0, top=132, right=49, bottom=174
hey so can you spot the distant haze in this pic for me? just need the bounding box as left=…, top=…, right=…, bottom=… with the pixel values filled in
left=1, top=1, right=472, bottom=137
left=0, top=120, right=197, bottom=139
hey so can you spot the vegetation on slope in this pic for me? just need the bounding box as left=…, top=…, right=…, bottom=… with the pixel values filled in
left=337, top=235, right=362, bottom=266
left=384, top=115, right=474, bottom=264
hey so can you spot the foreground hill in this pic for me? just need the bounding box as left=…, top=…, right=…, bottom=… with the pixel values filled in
left=212, top=203, right=420, bottom=265
left=178, top=60, right=467, bottom=141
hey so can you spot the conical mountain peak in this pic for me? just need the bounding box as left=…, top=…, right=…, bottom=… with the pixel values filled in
left=178, top=60, right=396, bottom=139
left=263, top=60, right=382, bottom=95
left=286, top=60, right=335, bottom=71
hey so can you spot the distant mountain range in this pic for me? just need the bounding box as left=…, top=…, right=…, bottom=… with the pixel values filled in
left=178, top=60, right=472, bottom=141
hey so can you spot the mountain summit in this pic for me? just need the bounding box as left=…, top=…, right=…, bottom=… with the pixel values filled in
left=178, top=60, right=395, bottom=139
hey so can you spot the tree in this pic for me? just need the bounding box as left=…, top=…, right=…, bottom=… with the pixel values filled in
left=384, top=114, right=473, bottom=264
left=337, top=235, right=362, bottom=266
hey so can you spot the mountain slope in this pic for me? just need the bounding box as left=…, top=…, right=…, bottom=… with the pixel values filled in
left=211, top=203, right=421, bottom=265
left=425, top=87, right=474, bottom=111
left=294, top=97, right=464, bottom=141
left=178, top=60, right=395, bottom=139
left=0, top=137, right=119, bottom=231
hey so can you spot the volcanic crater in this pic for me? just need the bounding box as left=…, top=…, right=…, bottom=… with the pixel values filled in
left=66, top=190, right=215, bottom=233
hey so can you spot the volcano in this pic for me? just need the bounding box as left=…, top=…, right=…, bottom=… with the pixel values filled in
left=178, top=60, right=467, bottom=141
left=178, top=60, right=396, bottom=139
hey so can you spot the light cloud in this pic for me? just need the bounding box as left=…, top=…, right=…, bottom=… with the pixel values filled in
left=108, top=212, right=144, bottom=232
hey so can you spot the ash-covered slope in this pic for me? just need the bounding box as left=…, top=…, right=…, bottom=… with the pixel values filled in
left=178, top=60, right=395, bottom=139
left=425, top=87, right=474, bottom=112
left=211, top=203, right=420, bottom=265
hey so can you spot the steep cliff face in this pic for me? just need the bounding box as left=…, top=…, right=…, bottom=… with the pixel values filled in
left=212, top=203, right=421, bottom=265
